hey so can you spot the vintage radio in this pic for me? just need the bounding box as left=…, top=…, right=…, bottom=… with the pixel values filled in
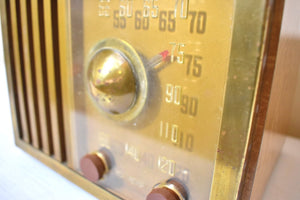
left=1, top=0, right=299, bottom=199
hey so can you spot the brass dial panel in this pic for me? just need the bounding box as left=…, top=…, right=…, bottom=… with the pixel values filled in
left=71, top=0, right=234, bottom=199
left=0, top=0, right=278, bottom=199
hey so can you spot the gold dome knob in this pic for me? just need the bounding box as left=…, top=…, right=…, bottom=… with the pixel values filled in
left=87, top=49, right=137, bottom=114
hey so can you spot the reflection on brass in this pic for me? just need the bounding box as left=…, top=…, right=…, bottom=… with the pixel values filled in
left=86, top=38, right=148, bottom=122
left=210, top=0, right=272, bottom=199
left=87, top=49, right=137, bottom=114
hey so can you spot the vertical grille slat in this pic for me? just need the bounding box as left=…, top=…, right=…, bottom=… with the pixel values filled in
left=51, top=0, right=67, bottom=162
left=57, top=0, right=73, bottom=167
left=43, top=0, right=66, bottom=162
left=5, top=0, right=67, bottom=162
left=31, top=0, right=53, bottom=154
left=9, top=0, right=31, bottom=143
left=5, top=0, right=23, bottom=140
left=26, top=0, right=43, bottom=149
left=16, top=0, right=33, bottom=144
left=20, top=0, right=41, bottom=149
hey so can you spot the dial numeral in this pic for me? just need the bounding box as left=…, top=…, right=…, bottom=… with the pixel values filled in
left=119, top=0, right=133, bottom=17
left=165, top=84, right=182, bottom=105
left=135, top=10, right=149, bottom=30
left=158, top=156, right=176, bottom=176
left=159, top=11, right=176, bottom=32
left=160, top=121, right=194, bottom=152
left=174, top=0, right=189, bottom=19
left=98, top=0, right=110, bottom=17
left=189, top=11, right=206, bottom=34
left=160, top=121, right=179, bottom=144
left=181, top=95, right=198, bottom=116
left=143, top=0, right=159, bottom=18
left=113, top=10, right=126, bottom=29
left=185, top=54, right=202, bottom=77
left=169, top=42, right=185, bottom=64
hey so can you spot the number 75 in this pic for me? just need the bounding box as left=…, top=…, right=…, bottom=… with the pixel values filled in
left=169, top=42, right=185, bottom=64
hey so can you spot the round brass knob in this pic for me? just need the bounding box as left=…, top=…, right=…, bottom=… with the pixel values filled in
left=86, top=38, right=148, bottom=122
left=80, top=151, right=110, bottom=182
left=87, top=49, right=137, bottom=115
left=147, top=179, right=188, bottom=200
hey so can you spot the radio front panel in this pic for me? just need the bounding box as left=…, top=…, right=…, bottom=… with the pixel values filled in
left=1, top=0, right=286, bottom=199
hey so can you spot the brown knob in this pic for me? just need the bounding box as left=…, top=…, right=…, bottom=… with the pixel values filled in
left=146, top=187, right=180, bottom=200
left=147, top=178, right=188, bottom=200
left=80, top=152, right=108, bottom=182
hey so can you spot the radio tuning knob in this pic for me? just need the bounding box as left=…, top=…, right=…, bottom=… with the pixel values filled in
left=86, top=38, right=148, bottom=122
left=147, top=178, right=188, bottom=200
left=87, top=48, right=137, bottom=115
left=80, top=149, right=111, bottom=182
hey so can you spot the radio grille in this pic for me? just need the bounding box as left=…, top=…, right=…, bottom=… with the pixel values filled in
left=5, top=0, right=66, bottom=162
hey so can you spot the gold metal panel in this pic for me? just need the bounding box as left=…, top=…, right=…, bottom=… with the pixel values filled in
left=211, top=1, right=270, bottom=199
left=73, top=0, right=235, bottom=199
left=9, top=0, right=30, bottom=143
left=82, top=0, right=233, bottom=156
left=31, top=0, right=52, bottom=155
left=43, top=0, right=63, bottom=161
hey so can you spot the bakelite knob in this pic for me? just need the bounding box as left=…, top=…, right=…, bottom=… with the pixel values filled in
left=80, top=150, right=110, bottom=182
left=147, top=179, right=188, bottom=200
left=147, top=187, right=180, bottom=200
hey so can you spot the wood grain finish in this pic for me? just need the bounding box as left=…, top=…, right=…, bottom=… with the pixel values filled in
left=238, top=0, right=286, bottom=199
left=236, top=0, right=300, bottom=199
left=284, top=0, right=300, bottom=138
left=251, top=0, right=300, bottom=199
left=289, top=77, right=300, bottom=137
left=265, top=0, right=300, bottom=139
